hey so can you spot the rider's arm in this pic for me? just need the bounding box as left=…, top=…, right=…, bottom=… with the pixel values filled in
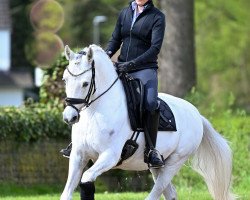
left=105, top=9, right=125, bottom=58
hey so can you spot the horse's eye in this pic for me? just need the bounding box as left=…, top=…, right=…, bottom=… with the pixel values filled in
left=82, top=82, right=89, bottom=88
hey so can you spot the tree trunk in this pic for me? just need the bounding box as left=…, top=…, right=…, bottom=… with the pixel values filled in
left=158, top=0, right=196, bottom=97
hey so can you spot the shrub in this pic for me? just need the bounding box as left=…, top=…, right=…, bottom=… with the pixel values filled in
left=39, top=52, right=68, bottom=105
left=0, top=101, right=70, bottom=142
left=0, top=51, right=70, bottom=142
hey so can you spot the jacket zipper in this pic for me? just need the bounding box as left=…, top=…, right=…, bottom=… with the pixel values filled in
left=125, top=6, right=150, bottom=62
left=126, top=27, right=133, bottom=62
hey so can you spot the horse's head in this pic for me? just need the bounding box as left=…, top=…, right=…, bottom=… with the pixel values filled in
left=62, top=45, right=96, bottom=125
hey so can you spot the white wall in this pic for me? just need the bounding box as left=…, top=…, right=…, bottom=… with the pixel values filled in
left=0, top=30, right=11, bottom=71
left=35, top=67, right=44, bottom=87
left=0, top=88, right=24, bottom=106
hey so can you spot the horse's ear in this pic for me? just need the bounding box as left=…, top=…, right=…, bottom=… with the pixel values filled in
left=87, top=47, right=93, bottom=62
left=65, top=45, right=74, bottom=61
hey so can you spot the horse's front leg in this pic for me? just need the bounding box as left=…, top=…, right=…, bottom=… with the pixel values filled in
left=60, top=150, right=88, bottom=200
left=79, top=149, right=120, bottom=199
left=81, top=149, right=120, bottom=182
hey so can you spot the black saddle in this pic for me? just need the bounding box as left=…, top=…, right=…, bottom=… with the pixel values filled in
left=120, top=74, right=177, bottom=132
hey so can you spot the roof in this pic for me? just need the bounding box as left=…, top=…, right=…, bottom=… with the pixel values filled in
left=0, top=0, right=11, bottom=29
left=0, top=70, right=33, bottom=89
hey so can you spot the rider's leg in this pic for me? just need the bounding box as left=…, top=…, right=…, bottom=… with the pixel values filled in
left=143, top=71, right=164, bottom=168
left=129, top=68, right=164, bottom=168
left=143, top=106, right=165, bottom=168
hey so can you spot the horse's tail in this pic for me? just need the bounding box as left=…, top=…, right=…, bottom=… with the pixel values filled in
left=191, top=116, right=236, bottom=200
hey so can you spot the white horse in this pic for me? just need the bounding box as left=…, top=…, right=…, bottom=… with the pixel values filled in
left=60, top=44, right=235, bottom=200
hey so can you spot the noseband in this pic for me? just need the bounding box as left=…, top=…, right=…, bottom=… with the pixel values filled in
left=64, top=54, right=120, bottom=117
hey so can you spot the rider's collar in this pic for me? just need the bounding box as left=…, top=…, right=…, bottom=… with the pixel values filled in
left=131, top=1, right=149, bottom=11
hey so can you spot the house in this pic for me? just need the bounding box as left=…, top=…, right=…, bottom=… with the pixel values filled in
left=0, top=0, right=33, bottom=106
left=0, top=0, right=10, bottom=72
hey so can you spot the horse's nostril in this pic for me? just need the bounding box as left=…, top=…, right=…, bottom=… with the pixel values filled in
left=71, top=116, right=78, bottom=123
left=64, top=118, right=69, bottom=124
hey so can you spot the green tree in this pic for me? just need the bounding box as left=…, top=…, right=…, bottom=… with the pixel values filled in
left=195, top=0, right=250, bottom=111
left=10, top=0, right=34, bottom=69
left=158, top=0, right=196, bottom=97
left=61, top=0, right=127, bottom=47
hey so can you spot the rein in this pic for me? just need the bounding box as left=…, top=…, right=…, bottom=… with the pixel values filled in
left=65, top=59, right=121, bottom=114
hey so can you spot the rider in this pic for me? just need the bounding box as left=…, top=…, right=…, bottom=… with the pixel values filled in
left=61, top=0, right=165, bottom=169
left=106, top=0, right=166, bottom=168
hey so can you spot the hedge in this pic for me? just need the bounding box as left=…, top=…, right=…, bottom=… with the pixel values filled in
left=0, top=101, right=70, bottom=142
left=0, top=52, right=70, bottom=142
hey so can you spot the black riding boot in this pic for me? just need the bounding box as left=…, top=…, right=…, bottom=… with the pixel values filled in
left=60, top=142, right=72, bottom=158
left=144, top=108, right=165, bottom=169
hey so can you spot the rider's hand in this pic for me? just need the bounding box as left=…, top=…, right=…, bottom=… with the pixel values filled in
left=105, top=50, right=112, bottom=58
left=116, top=61, right=135, bottom=73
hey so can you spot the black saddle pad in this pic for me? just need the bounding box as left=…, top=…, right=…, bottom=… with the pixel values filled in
left=158, top=97, right=177, bottom=131
left=120, top=73, right=177, bottom=132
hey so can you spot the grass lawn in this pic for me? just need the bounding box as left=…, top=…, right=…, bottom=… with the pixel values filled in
left=0, top=191, right=210, bottom=200
left=0, top=187, right=249, bottom=200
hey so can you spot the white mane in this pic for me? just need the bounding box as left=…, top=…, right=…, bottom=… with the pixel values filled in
left=89, top=45, right=117, bottom=80
left=89, top=44, right=105, bottom=53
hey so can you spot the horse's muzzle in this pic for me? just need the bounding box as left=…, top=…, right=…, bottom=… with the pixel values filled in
left=63, top=106, right=80, bottom=125
left=63, top=115, right=79, bottom=125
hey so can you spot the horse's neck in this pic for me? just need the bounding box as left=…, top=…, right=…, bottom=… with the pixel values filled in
left=94, top=54, right=117, bottom=86
left=79, top=49, right=131, bottom=145
left=90, top=52, right=126, bottom=112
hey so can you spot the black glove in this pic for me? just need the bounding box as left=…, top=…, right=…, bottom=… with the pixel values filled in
left=116, top=61, right=135, bottom=73
left=105, top=50, right=112, bottom=58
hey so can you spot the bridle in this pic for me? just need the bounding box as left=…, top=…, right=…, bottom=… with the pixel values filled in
left=64, top=52, right=120, bottom=117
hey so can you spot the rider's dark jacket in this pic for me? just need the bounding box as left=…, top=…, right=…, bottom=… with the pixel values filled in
left=106, top=0, right=166, bottom=72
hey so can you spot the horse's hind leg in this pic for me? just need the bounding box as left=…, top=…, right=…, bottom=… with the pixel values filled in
left=163, top=184, right=177, bottom=200
left=150, top=169, right=177, bottom=200
left=146, top=154, right=188, bottom=200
